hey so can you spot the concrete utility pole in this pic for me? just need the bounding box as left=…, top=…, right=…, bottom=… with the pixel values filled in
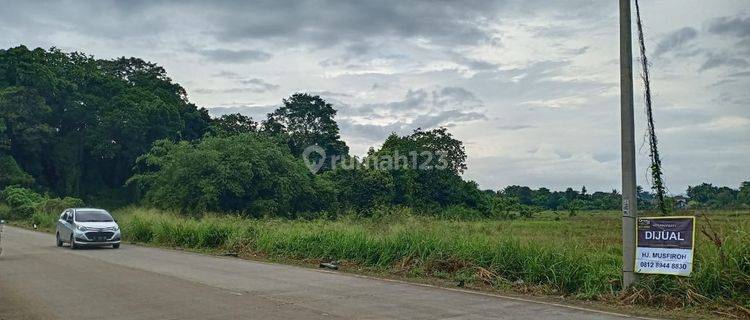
left=619, top=0, right=638, bottom=289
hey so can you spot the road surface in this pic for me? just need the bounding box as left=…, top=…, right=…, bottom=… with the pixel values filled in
left=0, top=226, right=645, bottom=320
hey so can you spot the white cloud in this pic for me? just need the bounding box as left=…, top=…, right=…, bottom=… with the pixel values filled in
left=1, top=0, right=748, bottom=193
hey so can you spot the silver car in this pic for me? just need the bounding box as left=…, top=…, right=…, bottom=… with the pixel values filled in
left=56, top=208, right=121, bottom=249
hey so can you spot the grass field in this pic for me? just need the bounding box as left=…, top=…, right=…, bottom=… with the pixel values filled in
left=16, top=206, right=750, bottom=316
left=101, top=207, right=749, bottom=314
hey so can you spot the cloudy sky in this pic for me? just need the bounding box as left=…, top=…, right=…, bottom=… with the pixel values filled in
left=1, top=0, right=748, bottom=193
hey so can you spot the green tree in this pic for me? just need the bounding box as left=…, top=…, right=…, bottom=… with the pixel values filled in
left=366, top=128, right=483, bottom=211
left=531, top=187, right=551, bottom=208
left=128, top=133, right=328, bottom=217
left=263, top=93, right=348, bottom=170
left=739, top=181, right=750, bottom=206
left=637, top=185, right=655, bottom=210
left=0, top=117, right=33, bottom=187
left=564, top=187, right=578, bottom=202
left=687, top=183, right=719, bottom=205
left=0, top=46, right=212, bottom=198
left=210, top=113, right=258, bottom=136
left=0, top=86, right=54, bottom=183
left=503, top=185, right=534, bottom=206
left=376, top=128, right=467, bottom=175
left=712, top=186, right=737, bottom=208
left=0, top=155, right=33, bottom=187
left=321, top=164, right=395, bottom=211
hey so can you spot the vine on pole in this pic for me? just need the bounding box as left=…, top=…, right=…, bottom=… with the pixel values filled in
left=634, top=0, right=667, bottom=215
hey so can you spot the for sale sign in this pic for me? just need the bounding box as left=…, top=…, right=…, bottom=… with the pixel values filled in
left=635, top=216, right=695, bottom=276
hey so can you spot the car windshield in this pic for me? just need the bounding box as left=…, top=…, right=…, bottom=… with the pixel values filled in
left=75, top=210, right=113, bottom=222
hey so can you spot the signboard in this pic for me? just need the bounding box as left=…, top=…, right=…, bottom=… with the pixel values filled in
left=635, top=216, right=695, bottom=276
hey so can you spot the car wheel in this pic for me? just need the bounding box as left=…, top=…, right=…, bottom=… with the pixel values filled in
left=112, top=244, right=120, bottom=249
left=56, top=233, right=63, bottom=247
left=69, top=235, right=77, bottom=250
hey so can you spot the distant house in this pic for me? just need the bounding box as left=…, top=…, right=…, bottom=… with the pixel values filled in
left=674, top=196, right=689, bottom=210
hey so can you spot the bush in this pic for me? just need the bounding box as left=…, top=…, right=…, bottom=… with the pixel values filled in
left=518, top=205, right=537, bottom=218
left=14, top=204, right=37, bottom=220
left=31, top=211, right=58, bottom=229
left=0, top=202, right=10, bottom=220
left=248, top=199, right=279, bottom=218
left=129, top=134, right=326, bottom=216
left=0, top=186, right=84, bottom=223
left=438, top=205, right=485, bottom=220
left=1, top=186, right=44, bottom=208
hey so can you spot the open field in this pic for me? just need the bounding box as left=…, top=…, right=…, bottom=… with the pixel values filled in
left=13, top=207, right=750, bottom=317
left=116, top=208, right=750, bottom=313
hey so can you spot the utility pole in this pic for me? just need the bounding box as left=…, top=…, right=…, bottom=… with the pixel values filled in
left=619, top=0, right=638, bottom=289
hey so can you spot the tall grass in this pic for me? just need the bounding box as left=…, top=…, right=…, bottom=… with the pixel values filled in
left=30, top=211, right=58, bottom=228
left=0, top=202, right=10, bottom=220
left=114, top=207, right=749, bottom=309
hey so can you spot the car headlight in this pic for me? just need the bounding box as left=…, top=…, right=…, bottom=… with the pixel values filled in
left=110, top=225, right=119, bottom=231
left=77, top=225, right=88, bottom=231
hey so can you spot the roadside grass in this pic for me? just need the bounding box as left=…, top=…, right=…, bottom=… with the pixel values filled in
left=110, top=206, right=750, bottom=315
left=0, top=202, right=10, bottom=220
left=30, top=210, right=58, bottom=229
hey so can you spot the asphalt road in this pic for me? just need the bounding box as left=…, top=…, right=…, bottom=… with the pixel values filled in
left=0, top=226, right=645, bottom=320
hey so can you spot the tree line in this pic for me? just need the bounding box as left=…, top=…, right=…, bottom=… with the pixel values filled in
left=1, top=46, right=747, bottom=219
left=495, top=183, right=750, bottom=213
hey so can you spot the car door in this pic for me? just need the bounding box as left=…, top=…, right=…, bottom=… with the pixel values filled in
left=56, top=211, right=65, bottom=237
left=59, top=210, right=73, bottom=239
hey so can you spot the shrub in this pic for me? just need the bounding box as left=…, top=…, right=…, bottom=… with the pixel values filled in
left=129, top=134, right=325, bottom=216
left=438, top=205, right=485, bottom=220
left=518, top=205, right=538, bottom=218
left=0, top=202, right=10, bottom=220
left=1, top=186, right=44, bottom=208
left=14, top=204, right=37, bottom=220
left=0, top=186, right=83, bottom=222
left=248, top=199, right=279, bottom=218
left=31, top=211, right=58, bottom=229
